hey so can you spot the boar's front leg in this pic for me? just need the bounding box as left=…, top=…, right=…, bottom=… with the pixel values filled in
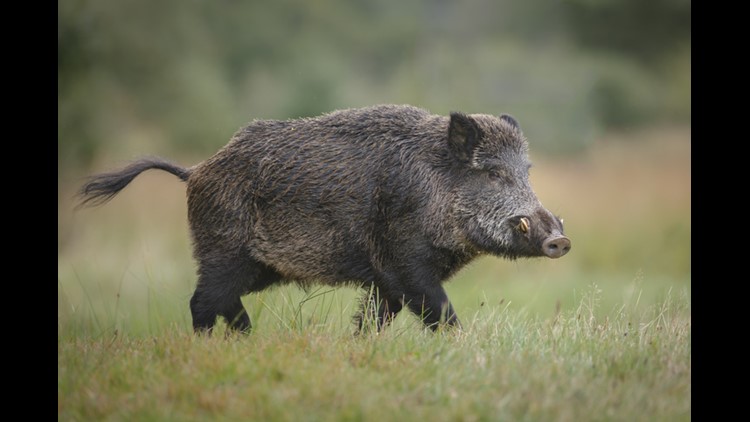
left=377, top=265, right=462, bottom=331
left=355, top=286, right=404, bottom=334
left=403, top=283, right=461, bottom=331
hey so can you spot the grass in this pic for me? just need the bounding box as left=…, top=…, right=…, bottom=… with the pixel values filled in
left=58, top=284, right=690, bottom=421
left=58, top=125, right=690, bottom=421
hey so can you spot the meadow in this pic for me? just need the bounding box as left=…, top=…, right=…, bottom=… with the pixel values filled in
left=58, top=126, right=690, bottom=421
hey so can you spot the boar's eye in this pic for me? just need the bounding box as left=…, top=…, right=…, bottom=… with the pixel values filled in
left=488, top=169, right=508, bottom=180
left=518, top=217, right=530, bottom=233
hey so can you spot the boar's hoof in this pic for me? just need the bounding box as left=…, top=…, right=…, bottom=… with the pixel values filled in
left=542, top=236, right=571, bottom=258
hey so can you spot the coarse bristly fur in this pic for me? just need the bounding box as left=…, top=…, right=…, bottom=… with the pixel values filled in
left=78, top=104, right=571, bottom=334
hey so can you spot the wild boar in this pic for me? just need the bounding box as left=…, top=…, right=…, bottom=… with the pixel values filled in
left=79, top=104, right=570, bottom=334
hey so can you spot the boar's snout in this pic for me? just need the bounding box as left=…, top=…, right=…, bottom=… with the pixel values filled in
left=542, top=235, right=571, bottom=258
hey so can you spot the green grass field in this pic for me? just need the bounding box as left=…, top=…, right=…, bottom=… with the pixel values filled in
left=58, top=126, right=690, bottom=421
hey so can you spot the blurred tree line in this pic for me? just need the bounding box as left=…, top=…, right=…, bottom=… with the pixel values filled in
left=58, top=0, right=690, bottom=176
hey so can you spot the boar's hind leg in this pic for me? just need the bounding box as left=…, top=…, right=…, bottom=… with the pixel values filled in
left=190, top=253, right=281, bottom=334
left=355, top=287, right=404, bottom=334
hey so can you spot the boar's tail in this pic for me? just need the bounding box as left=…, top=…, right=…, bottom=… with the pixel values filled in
left=77, top=157, right=192, bottom=208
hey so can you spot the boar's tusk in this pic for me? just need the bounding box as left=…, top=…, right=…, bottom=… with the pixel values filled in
left=519, top=217, right=530, bottom=233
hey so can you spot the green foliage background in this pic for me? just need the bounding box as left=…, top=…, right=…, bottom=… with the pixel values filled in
left=58, top=0, right=690, bottom=178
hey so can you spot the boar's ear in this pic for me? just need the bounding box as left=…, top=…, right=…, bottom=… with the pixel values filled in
left=448, top=112, right=481, bottom=163
left=499, top=114, right=521, bottom=131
